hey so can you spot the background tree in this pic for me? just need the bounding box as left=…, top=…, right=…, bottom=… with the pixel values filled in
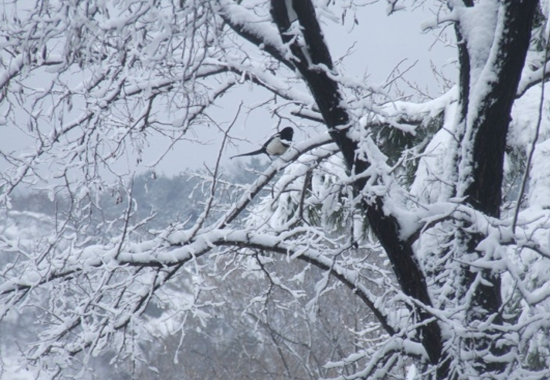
left=1, top=1, right=550, bottom=379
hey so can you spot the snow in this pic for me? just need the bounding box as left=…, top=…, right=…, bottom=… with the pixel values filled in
left=541, top=0, right=550, bottom=39
left=410, top=98, right=457, bottom=203
left=0, top=356, right=37, bottom=380
left=3, top=1, right=550, bottom=379
left=217, top=0, right=288, bottom=56
left=0, top=54, right=24, bottom=90
left=406, top=364, right=418, bottom=380
left=382, top=86, right=457, bottom=122
left=527, top=139, right=550, bottom=209
left=458, top=1, right=499, bottom=87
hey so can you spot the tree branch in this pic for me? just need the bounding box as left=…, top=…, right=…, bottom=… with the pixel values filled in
left=270, top=0, right=444, bottom=368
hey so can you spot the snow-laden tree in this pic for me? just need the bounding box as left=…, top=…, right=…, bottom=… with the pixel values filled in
left=1, top=0, right=550, bottom=379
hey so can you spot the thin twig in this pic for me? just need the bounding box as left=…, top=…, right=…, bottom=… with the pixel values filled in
left=188, top=102, right=242, bottom=239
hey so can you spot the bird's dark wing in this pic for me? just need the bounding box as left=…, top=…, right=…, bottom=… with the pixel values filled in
left=262, top=132, right=281, bottom=150
left=230, top=147, right=267, bottom=159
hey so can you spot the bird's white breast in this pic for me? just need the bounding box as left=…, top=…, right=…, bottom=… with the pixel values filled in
left=265, top=138, right=289, bottom=156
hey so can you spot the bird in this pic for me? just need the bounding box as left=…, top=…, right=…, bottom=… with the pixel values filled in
left=230, top=127, right=294, bottom=159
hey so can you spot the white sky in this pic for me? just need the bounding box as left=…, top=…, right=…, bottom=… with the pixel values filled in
left=147, top=2, right=456, bottom=176
left=0, top=1, right=456, bottom=180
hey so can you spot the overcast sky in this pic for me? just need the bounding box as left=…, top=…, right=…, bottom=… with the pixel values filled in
left=146, top=1, right=456, bottom=177
left=0, top=1, right=456, bottom=180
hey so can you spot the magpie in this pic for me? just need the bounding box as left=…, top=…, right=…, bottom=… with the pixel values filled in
left=230, top=127, right=294, bottom=159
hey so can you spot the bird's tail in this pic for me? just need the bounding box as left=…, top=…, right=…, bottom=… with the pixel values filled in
left=230, top=148, right=266, bottom=159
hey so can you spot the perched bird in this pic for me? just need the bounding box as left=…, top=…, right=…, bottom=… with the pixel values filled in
left=230, top=127, right=294, bottom=159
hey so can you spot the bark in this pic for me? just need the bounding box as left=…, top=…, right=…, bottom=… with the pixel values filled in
left=270, top=0, right=447, bottom=375
left=464, top=1, right=536, bottom=218
left=456, top=0, right=537, bottom=374
left=267, top=0, right=537, bottom=377
left=461, top=0, right=536, bottom=318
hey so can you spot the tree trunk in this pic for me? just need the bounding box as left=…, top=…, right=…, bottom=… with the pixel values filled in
left=271, top=0, right=537, bottom=378
left=455, top=0, right=537, bottom=374
left=270, top=0, right=447, bottom=375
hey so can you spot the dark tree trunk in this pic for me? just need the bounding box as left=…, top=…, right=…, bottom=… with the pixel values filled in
left=269, top=0, right=537, bottom=378
left=270, top=0, right=447, bottom=376
left=463, top=1, right=536, bottom=218
left=455, top=0, right=537, bottom=374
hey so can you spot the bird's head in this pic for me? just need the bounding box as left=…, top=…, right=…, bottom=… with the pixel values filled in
left=280, top=127, right=294, bottom=141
